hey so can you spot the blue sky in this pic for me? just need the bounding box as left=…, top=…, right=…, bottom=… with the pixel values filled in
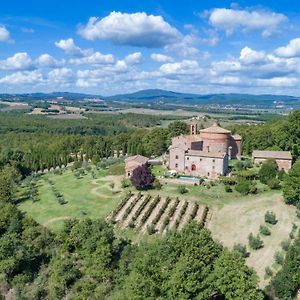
left=1, top=0, right=300, bottom=95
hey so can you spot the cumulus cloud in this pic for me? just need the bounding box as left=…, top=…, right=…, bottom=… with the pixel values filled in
left=0, top=52, right=33, bottom=71
left=159, top=60, right=203, bottom=76
left=36, top=54, right=64, bottom=68
left=0, top=25, right=11, bottom=42
left=274, top=38, right=300, bottom=58
left=124, top=52, right=142, bottom=65
left=69, top=52, right=115, bottom=65
left=77, top=11, right=181, bottom=48
left=55, top=38, right=92, bottom=56
left=239, top=47, right=268, bottom=65
left=0, top=70, right=43, bottom=84
left=151, top=53, right=173, bottom=63
left=208, top=8, right=287, bottom=37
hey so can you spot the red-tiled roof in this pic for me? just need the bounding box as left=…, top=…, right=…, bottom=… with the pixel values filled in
left=252, top=150, right=292, bottom=160
left=125, top=155, right=149, bottom=164
left=200, top=123, right=231, bottom=134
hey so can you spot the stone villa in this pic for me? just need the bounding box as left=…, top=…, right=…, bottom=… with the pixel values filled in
left=169, top=122, right=242, bottom=179
left=125, top=155, right=149, bottom=178
left=252, top=150, right=292, bottom=172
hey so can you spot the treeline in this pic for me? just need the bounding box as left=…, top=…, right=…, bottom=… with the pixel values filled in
left=0, top=200, right=264, bottom=300
left=0, top=114, right=188, bottom=174
left=231, top=110, right=300, bottom=159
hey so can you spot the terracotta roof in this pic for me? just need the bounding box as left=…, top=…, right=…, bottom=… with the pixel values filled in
left=232, top=134, right=242, bottom=140
left=200, top=123, right=231, bottom=134
left=252, top=150, right=292, bottom=160
left=125, top=155, right=149, bottom=164
left=186, top=149, right=227, bottom=158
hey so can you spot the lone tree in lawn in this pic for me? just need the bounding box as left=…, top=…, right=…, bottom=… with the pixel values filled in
left=131, top=164, right=155, bottom=190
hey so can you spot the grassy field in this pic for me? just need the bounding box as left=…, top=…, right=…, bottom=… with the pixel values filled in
left=18, top=168, right=125, bottom=231
left=17, top=165, right=299, bottom=287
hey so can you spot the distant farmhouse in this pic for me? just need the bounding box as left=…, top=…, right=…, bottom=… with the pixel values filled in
left=169, top=122, right=242, bottom=179
left=125, top=155, right=149, bottom=178
left=252, top=150, right=292, bottom=172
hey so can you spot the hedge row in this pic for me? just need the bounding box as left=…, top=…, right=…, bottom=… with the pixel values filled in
left=175, top=201, right=189, bottom=229
left=189, top=203, right=199, bottom=222
left=200, top=206, right=209, bottom=226
left=131, top=194, right=152, bottom=223
left=161, top=198, right=180, bottom=232
left=152, top=197, right=171, bottom=226
left=122, top=192, right=142, bottom=221
left=140, top=195, right=161, bottom=225
left=111, top=192, right=133, bottom=219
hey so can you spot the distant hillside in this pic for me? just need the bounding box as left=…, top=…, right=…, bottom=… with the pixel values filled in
left=0, top=89, right=299, bottom=108
left=107, top=89, right=300, bottom=107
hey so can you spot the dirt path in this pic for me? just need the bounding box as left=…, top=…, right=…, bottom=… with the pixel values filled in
left=141, top=197, right=165, bottom=233
left=90, top=175, right=123, bottom=197
left=122, top=196, right=145, bottom=228
left=178, top=202, right=193, bottom=230
left=155, top=199, right=175, bottom=232
left=43, top=216, right=71, bottom=226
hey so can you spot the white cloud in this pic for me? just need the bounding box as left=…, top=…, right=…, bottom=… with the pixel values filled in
left=274, top=38, right=300, bottom=58
left=48, top=68, right=74, bottom=84
left=36, top=54, right=63, bottom=68
left=159, top=60, right=203, bottom=76
left=0, top=70, right=43, bottom=84
left=55, top=38, right=92, bottom=56
left=0, top=26, right=11, bottom=42
left=208, top=8, right=287, bottom=36
left=0, top=52, right=33, bottom=71
left=151, top=53, right=173, bottom=63
left=124, top=52, right=142, bottom=65
left=69, top=51, right=115, bottom=65
left=239, top=47, right=268, bottom=65
left=77, top=11, right=181, bottom=48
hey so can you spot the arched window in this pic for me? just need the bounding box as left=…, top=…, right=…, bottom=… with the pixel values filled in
left=175, top=155, right=179, bottom=159
left=191, top=164, right=196, bottom=171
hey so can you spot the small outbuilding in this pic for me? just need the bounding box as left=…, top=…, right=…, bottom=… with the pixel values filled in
left=125, top=155, right=149, bottom=178
left=252, top=150, right=293, bottom=172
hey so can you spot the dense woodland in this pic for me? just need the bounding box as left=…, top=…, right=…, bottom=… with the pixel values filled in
left=0, top=110, right=299, bottom=299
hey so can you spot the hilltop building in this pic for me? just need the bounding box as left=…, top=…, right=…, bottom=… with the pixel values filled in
left=125, top=155, right=149, bottom=178
left=252, top=150, right=292, bottom=172
left=169, top=122, right=242, bottom=179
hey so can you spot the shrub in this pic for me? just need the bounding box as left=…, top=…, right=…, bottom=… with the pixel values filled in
left=178, top=185, right=188, bottom=194
left=267, top=178, right=281, bottom=190
left=259, top=159, right=278, bottom=184
left=265, top=267, right=273, bottom=277
left=274, top=251, right=284, bottom=265
left=278, top=169, right=286, bottom=181
left=259, top=225, right=271, bottom=236
left=153, top=179, right=162, bottom=190
left=224, top=184, right=232, bottom=193
left=265, top=211, right=277, bottom=225
left=233, top=243, right=248, bottom=258
left=235, top=180, right=257, bottom=195
left=121, top=178, right=131, bottom=188
left=281, top=239, right=291, bottom=251
left=146, top=224, right=156, bottom=235
left=248, top=233, right=264, bottom=250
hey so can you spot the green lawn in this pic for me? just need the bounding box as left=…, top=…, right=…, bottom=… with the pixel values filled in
left=18, top=168, right=125, bottom=231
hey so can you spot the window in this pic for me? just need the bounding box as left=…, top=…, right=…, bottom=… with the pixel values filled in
left=191, top=164, right=196, bottom=171
left=175, top=163, right=178, bottom=168
left=212, top=159, right=215, bottom=163
left=212, top=166, right=215, bottom=170
left=175, top=155, right=179, bottom=159
left=200, top=158, right=202, bottom=162
left=187, top=157, right=189, bottom=160
left=207, top=172, right=210, bottom=177
left=185, top=166, right=188, bottom=170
